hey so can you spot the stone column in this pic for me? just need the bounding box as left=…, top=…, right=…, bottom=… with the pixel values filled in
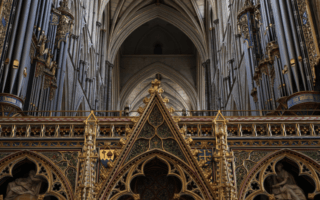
left=106, top=61, right=114, bottom=116
left=202, top=59, right=212, bottom=115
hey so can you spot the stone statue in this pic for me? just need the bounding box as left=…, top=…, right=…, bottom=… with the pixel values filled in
left=5, top=170, right=43, bottom=200
left=271, top=163, right=306, bottom=200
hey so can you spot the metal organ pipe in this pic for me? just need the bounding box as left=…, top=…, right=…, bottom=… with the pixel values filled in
left=1, top=0, right=23, bottom=92
left=270, top=0, right=293, bottom=95
left=285, top=0, right=307, bottom=91
left=279, top=0, right=301, bottom=92
left=17, top=0, right=40, bottom=96
left=9, top=0, right=32, bottom=93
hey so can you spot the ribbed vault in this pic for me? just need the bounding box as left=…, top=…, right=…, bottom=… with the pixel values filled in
left=120, top=62, right=198, bottom=115
left=98, top=0, right=208, bottom=63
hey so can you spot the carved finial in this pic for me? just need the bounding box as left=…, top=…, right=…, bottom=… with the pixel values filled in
left=185, top=137, right=193, bottom=146
left=148, top=79, right=161, bottom=94
left=137, top=107, right=145, bottom=114
left=143, top=97, right=151, bottom=105
left=119, top=137, right=127, bottom=147
left=168, top=107, right=175, bottom=114
left=162, top=97, right=169, bottom=105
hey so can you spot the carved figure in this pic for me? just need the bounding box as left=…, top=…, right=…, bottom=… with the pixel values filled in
left=5, top=170, right=43, bottom=200
left=49, top=61, right=57, bottom=76
left=271, top=163, right=306, bottom=200
left=38, top=33, right=49, bottom=57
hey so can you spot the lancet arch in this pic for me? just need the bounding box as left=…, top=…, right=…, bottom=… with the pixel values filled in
left=105, top=153, right=205, bottom=200
left=96, top=82, right=215, bottom=199
left=120, top=62, right=199, bottom=111
left=238, top=149, right=320, bottom=200
left=0, top=151, right=74, bottom=200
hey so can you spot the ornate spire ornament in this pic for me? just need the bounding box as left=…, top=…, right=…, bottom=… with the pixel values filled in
left=77, top=111, right=99, bottom=200
left=212, top=111, right=237, bottom=200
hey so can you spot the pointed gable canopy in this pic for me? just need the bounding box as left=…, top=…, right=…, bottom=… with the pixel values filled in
left=98, top=79, right=215, bottom=199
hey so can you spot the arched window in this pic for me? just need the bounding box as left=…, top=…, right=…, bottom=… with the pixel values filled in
left=154, top=44, right=163, bottom=54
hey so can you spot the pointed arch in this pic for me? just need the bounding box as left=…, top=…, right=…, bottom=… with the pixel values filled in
left=120, top=62, right=199, bottom=111
left=238, top=149, right=320, bottom=200
left=0, top=150, right=75, bottom=200
left=108, top=4, right=208, bottom=63
left=102, top=151, right=206, bottom=200
left=97, top=93, right=214, bottom=199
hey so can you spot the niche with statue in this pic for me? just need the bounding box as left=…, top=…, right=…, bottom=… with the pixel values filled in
left=262, top=158, right=316, bottom=200
left=0, top=159, right=59, bottom=200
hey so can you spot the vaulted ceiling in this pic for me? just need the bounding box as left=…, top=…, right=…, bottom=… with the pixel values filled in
left=99, top=0, right=209, bottom=63
left=94, top=0, right=211, bottom=113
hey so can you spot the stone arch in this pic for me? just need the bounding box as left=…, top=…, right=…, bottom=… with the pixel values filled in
left=98, top=0, right=111, bottom=23
left=107, top=4, right=208, bottom=63
left=119, top=62, right=199, bottom=111
left=0, top=151, right=74, bottom=200
left=238, top=149, right=320, bottom=200
left=70, top=0, right=81, bottom=36
left=99, top=151, right=208, bottom=200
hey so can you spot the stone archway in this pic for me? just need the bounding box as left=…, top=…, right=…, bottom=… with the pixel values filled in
left=119, top=62, right=199, bottom=112
left=105, top=153, right=205, bottom=200
left=238, top=149, right=320, bottom=200
left=0, top=151, right=74, bottom=200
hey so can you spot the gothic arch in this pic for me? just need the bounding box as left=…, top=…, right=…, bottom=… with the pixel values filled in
left=0, top=151, right=74, bottom=200
left=120, top=62, right=199, bottom=111
left=70, top=0, right=81, bottom=36
left=100, top=151, right=206, bottom=200
left=238, top=149, right=320, bottom=200
left=130, top=90, right=187, bottom=116
left=107, top=4, right=208, bottom=63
